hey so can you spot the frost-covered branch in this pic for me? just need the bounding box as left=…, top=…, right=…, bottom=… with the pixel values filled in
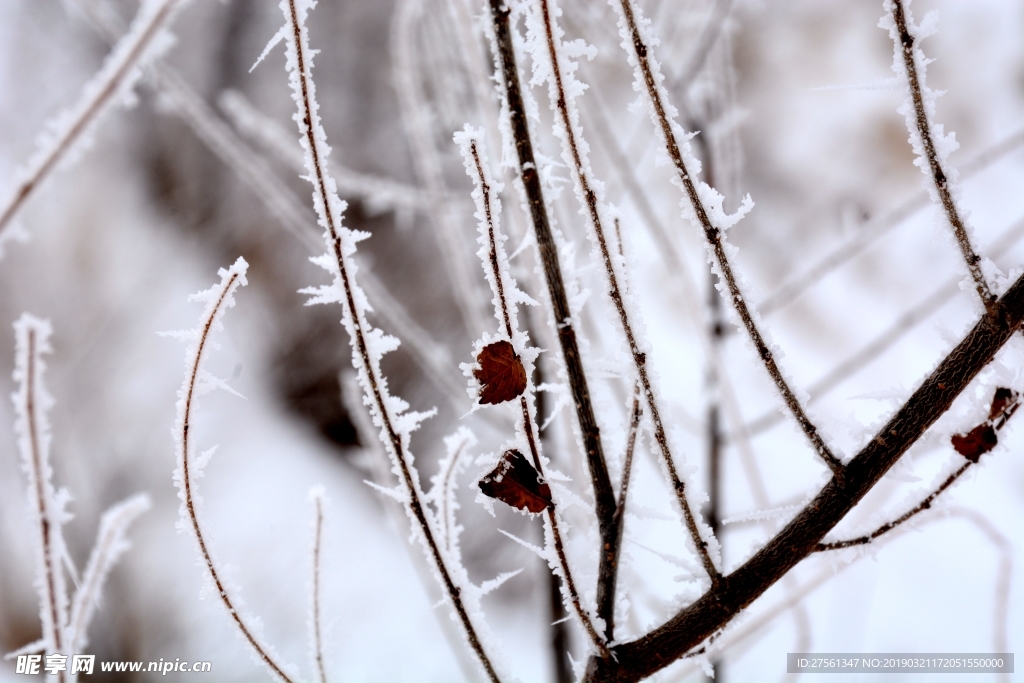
left=611, top=0, right=846, bottom=482
left=485, top=1, right=620, bottom=616
left=817, top=386, right=1019, bottom=552
left=66, top=493, right=150, bottom=658
left=884, top=0, right=994, bottom=307
left=173, top=258, right=297, bottom=683
left=530, top=0, right=721, bottom=609
left=458, top=129, right=608, bottom=655
left=0, top=0, right=186, bottom=245
left=278, top=2, right=502, bottom=680
left=307, top=488, right=328, bottom=683
left=585, top=271, right=1024, bottom=682
left=13, top=315, right=69, bottom=681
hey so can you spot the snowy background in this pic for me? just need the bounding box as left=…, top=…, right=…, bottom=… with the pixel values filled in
left=0, top=0, right=1023, bottom=681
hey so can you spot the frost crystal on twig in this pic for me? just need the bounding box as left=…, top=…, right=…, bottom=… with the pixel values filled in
left=277, top=2, right=504, bottom=679
left=0, top=0, right=188, bottom=245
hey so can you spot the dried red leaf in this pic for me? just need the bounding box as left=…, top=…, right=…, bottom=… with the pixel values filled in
left=988, top=387, right=1019, bottom=421
left=951, top=424, right=997, bottom=463
left=478, top=449, right=552, bottom=513
left=474, top=340, right=527, bottom=405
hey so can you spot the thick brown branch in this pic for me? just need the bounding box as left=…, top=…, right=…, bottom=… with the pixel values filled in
left=585, top=270, right=1024, bottom=682
left=616, top=0, right=845, bottom=481
left=889, top=0, right=994, bottom=307
left=487, top=0, right=619, bottom=619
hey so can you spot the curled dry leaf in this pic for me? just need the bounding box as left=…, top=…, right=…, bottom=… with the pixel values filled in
left=478, top=449, right=552, bottom=514
left=474, top=340, right=527, bottom=405
left=951, top=386, right=1020, bottom=462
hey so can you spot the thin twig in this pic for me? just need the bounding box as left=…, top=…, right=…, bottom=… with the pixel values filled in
left=615, top=0, right=846, bottom=481
left=309, top=489, right=328, bottom=683
left=888, top=0, right=994, bottom=307
left=14, top=318, right=67, bottom=683
left=68, top=0, right=473, bottom=419
left=606, top=385, right=643, bottom=641
left=282, top=3, right=500, bottom=679
left=486, top=0, right=620, bottom=629
left=535, top=0, right=720, bottom=604
left=175, top=262, right=295, bottom=683
left=463, top=134, right=608, bottom=656
left=584, top=270, right=1024, bottom=683
left=0, top=0, right=183, bottom=241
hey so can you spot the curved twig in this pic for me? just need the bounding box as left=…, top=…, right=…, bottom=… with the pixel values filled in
left=0, top=0, right=183, bottom=242
left=174, top=259, right=295, bottom=683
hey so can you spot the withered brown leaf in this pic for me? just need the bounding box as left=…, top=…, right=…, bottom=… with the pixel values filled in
left=952, top=386, right=1020, bottom=462
left=478, top=449, right=552, bottom=513
left=474, top=340, right=527, bottom=405
left=951, top=424, right=997, bottom=463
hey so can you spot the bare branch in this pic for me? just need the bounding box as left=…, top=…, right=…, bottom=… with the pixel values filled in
left=585, top=270, right=1024, bottom=682
left=817, top=386, right=1019, bottom=551
left=0, top=0, right=184, bottom=243
left=886, top=0, right=994, bottom=307
left=281, top=2, right=501, bottom=679
left=613, top=0, right=846, bottom=481
left=308, top=488, right=328, bottom=683
left=485, top=0, right=619, bottom=626
left=533, top=0, right=721, bottom=605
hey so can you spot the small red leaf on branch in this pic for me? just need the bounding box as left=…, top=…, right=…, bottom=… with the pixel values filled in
left=478, top=449, right=552, bottom=513
left=951, top=424, right=997, bottom=463
left=951, top=386, right=1020, bottom=462
left=474, top=340, right=527, bottom=404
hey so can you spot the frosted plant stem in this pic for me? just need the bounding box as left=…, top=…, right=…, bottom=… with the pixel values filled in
left=614, top=0, right=846, bottom=483
left=67, top=494, right=151, bottom=656
left=536, top=0, right=721, bottom=602
left=14, top=318, right=67, bottom=683
left=817, top=385, right=1019, bottom=552
left=486, top=1, right=619, bottom=614
left=176, top=265, right=295, bottom=683
left=309, top=491, right=327, bottom=683
left=465, top=137, right=608, bottom=655
left=0, top=0, right=182, bottom=241
left=282, top=3, right=500, bottom=680
left=888, top=0, right=994, bottom=308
